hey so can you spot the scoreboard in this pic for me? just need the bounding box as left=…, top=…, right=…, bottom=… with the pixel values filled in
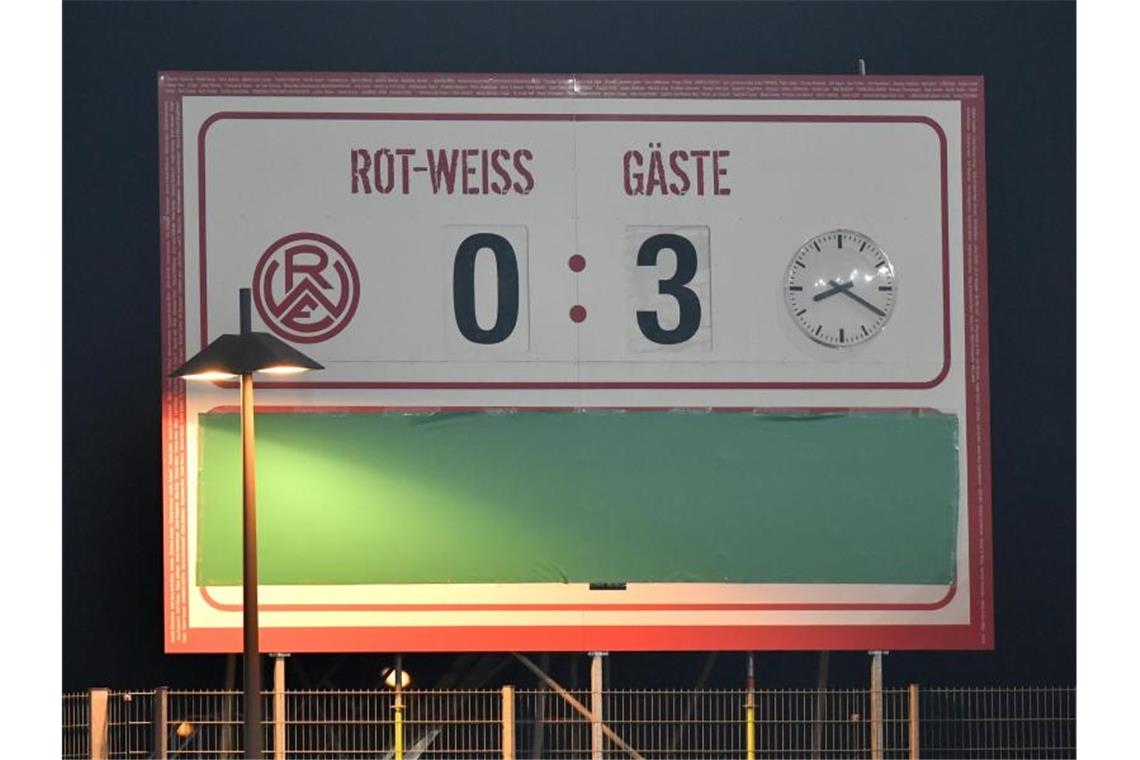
left=159, top=73, right=992, bottom=653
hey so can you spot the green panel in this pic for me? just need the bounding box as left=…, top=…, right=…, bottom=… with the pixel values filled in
left=197, top=411, right=958, bottom=586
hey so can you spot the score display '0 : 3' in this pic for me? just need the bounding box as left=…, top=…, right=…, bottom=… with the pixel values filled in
left=449, top=227, right=897, bottom=350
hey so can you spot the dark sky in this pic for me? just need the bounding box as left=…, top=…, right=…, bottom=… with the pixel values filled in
left=62, top=1, right=1075, bottom=692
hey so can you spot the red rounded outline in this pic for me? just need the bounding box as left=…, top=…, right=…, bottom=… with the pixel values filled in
left=200, top=583, right=956, bottom=615
left=198, top=111, right=950, bottom=389
left=250, top=231, right=361, bottom=344
left=196, top=404, right=957, bottom=614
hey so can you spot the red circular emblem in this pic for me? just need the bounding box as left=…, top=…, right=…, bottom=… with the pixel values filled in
left=252, top=232, right=360, bottom=343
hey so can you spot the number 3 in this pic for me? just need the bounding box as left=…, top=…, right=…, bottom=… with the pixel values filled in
left=636, top=233, right=702, bottom=344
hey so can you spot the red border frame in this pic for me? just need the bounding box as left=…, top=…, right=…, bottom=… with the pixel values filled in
left=175, top=623, right=984, bottom=654
left=159, top=72, right=992, bottom=653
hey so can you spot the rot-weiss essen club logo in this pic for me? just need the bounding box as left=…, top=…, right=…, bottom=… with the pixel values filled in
left=252, top=232, right=360, bottom=343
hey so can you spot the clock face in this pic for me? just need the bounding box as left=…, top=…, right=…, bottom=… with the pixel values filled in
left=784, top=230, right=896, bottom=348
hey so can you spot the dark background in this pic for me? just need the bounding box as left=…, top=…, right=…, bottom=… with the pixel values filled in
left=62, top=1, right=1075, bottom=692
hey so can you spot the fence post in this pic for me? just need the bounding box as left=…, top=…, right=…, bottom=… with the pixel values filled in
left=908, top=683, right=919, bottom=760
left=88, top=688, right=109, bottom=760
left=869, top=651, right=885, bottom=760
left=501, top=685, right=515, bottom=759
left=273, top=654, right=288, bottom=760
left=590, top=652, right=607, bottom=760
left=394, top=655, right=405, bottom=760
left=152, top=687, right=168, bottom=759
left=745, top=653, right=755, bottom=760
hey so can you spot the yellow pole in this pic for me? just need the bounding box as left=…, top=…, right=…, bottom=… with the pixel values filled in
left=394, top=700, right=403, bottom=760
left=394, top=655, right=404, bottom=760
left=745, top=653, right=756, bottom=760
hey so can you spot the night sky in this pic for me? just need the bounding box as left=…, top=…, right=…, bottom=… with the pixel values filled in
left=62, top=1, right=1074, bottom=692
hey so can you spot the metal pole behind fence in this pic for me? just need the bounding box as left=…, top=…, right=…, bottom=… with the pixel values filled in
left=501, top=685, right=515, bottom=759
left=394, top=655, right=404, bottom=760
left=153, top=687, right=169, bottom=760
left=273, top=655, right=287, bottom=760
left=532, top=653, right=549, bottom=759
left=222, top=655, right=237, bottom=759
left=590, top=652, right=606, bottom=760
left=745, top=653, right=755, bottom=760
left=908, top=683, right=919, bottom=760
left=812, top=652, right=830, bottom=759
left=88, top=688, right=109, bottom=760
left=869, top=651, right=885, bottom=760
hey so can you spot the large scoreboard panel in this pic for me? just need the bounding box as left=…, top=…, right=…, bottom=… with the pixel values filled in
left=159, top=73, right=991, bottom=652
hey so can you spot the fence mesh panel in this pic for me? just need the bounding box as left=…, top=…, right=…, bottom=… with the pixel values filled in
left=404, top=689, right=501, bottom=758
left=106, top=690, right=154, bottom=759
left=919, top=686, right=1076, bottom=759
left=167, top=689, right=273, bottom=758
left=62, top=692, right=90, bottom=760
left=285, top=688, right=392, bottom=758
left=71, top=684, right=1076, bottom=759
left=516, top=688, right=592, bottom=759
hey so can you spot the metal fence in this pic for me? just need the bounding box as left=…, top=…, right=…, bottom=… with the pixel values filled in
left=68, top=685, right=1075, bottom=759
left=106, top=690, right=156, bottom=758
left=63, top=692, right=90, bottom=760
left=167, top=689, right=273, bottom=757
left=919, top=687, right=1076, bottom=759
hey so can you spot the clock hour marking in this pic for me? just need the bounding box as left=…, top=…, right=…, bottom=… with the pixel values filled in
left=860, top=242, right=867, bottom=252
left=837, top=234, right=843, bottom=249
left=839, top=328, right=845, bottom=343
left=795, top=260, right=806, bottom=268
left=789, top=285, right=803, bottom=291
left=813, top=242, right=821, bottom=252
left=878, top=285, right=893, bottom=291
left=814, top=325, right=822, bottom=336
left=796, top=308, right=807, bottom=316
left=875, top=259, right=887, bottom=268
left=861, top=325, right=869, bottom=336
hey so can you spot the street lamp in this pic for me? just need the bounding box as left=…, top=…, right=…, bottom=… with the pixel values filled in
left=170, top=288, right=322, bottom=759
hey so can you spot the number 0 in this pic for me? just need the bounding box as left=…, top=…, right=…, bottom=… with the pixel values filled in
left=453, top=233, right=520, bottom=344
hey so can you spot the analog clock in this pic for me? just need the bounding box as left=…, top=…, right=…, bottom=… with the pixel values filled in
left=784, top=229, right=897, bottom=348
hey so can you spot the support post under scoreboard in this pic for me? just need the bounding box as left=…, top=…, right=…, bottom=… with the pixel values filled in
left=501, top=685, right=515, bottom=760
left=152, top=687, right=168, bottom=760
left=908, top=683, right=920, bottom=760
left=88, top=688, right=109, bottom=760
left=869, top=651, right=886, bottom=760
left=272, top=654, right=288, bottom=760
left=589, top=652, right=607, bottom=760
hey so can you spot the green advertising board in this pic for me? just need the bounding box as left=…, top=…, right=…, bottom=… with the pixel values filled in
left=197, top=410, right=958, bottom=587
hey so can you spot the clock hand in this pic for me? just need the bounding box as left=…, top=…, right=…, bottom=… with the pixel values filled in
left=838, top=286, right=887, bottom=317
left=813, top=280, right=855, bottom=302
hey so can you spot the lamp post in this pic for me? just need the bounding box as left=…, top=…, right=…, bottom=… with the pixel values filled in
left=171, top=288, right=322, bottom=758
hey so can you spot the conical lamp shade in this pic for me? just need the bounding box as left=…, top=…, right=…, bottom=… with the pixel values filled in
left=170, top=331, right=324, bottom=378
